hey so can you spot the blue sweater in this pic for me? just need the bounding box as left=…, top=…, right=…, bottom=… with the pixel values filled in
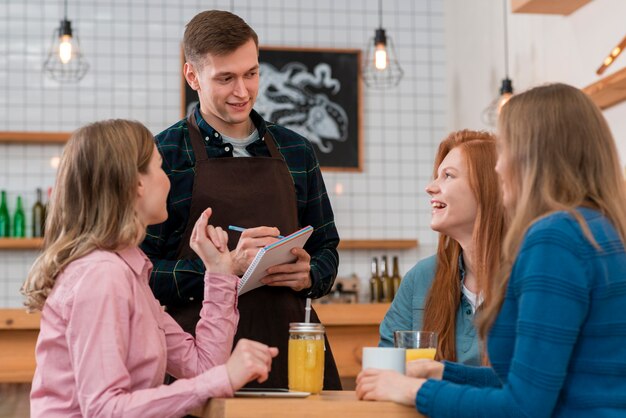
left=378, top=255, right=482, bottom=365
left=416, top=208, right=626, bottom=417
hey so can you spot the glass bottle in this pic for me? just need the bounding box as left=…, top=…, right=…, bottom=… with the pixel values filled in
left=32, top=188, right=45, bottom=238
left=13, top=195, right=25, bottom=238
left=391, top=256, right=402, bottom=300
left=0, top=191, right=9, bottom=237
left=288, top=322, right=325, bottom=394
left=369, top=257, right=382, bottom=303
left=380, top=255, right=393, bottom=302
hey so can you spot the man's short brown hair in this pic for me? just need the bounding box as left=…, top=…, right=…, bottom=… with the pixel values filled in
left=183, top=10, right=259, bottom=66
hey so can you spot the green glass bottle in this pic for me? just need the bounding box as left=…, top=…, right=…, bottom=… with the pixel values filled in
left=32, top=188, right=45, bottom=238
left=0, top=191, right=9, bottom=237
left=13, top=195, right=25, bottom=238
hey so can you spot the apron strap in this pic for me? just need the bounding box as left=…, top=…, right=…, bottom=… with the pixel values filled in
left=262, top=129, right=283, bottom=159
left=187, top=113, right=210, bottom=163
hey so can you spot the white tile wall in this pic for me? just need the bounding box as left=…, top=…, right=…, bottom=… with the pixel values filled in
left=0, top=0, right=444, bottom=306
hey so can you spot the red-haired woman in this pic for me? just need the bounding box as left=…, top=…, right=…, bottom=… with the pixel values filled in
left=379, top=130, right=506, bottom=366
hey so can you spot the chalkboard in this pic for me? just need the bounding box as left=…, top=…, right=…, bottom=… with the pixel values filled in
left=182, top=47, right=363, bottom=172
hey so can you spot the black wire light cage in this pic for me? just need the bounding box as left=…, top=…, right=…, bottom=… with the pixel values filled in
left=43, top=0, right=89, bottom=83
left=362, top=0, right=404, bottom=89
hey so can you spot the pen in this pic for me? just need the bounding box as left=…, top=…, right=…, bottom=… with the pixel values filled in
left=228, top=225, right=284, bottom=239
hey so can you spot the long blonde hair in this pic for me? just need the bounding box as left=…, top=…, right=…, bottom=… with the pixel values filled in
left=22, top=119, right=155, bottom=311
left=423, top=130, right=506, bottom=363
left=478, top=83, right=626, bottom=338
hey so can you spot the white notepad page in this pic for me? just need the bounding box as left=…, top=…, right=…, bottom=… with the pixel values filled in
left=237, top=225, right=314, bottom=296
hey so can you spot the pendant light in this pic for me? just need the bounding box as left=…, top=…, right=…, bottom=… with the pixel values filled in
left=362, top=0, right=404, bottom=88
left=43, top=0, right=89, bottom=83
left=483, top=0, right=514, bottom=125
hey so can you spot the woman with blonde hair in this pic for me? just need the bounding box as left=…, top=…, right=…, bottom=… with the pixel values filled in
left=23, top=119, right=277, bottom=418
left=358, top=83, right=626, bottom=417
left=379, top=130, right=506, bottom=366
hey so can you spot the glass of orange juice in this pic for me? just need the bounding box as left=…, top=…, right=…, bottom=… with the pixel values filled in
left=393, top=331, right=437, bottom=362
left=288, top=322, right=325, bottom=394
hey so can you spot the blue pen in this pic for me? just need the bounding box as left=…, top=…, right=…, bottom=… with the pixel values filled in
left=228, top=225, right=284, bottom=239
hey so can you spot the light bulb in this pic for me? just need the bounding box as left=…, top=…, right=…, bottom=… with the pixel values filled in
left=497, top=92, right=513, bottom=112
left=374, top=44, right=387, bottom=70
left=59, top=34, right=72, bottom=64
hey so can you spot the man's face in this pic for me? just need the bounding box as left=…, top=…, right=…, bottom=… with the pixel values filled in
left=185, top=39, right=259, bottom=135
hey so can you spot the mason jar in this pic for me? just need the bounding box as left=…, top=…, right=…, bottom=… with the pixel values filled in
left=288, top=322, right=325, bottom=394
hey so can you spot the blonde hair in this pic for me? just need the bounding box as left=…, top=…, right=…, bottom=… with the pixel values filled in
left=22, top=119, right=155, bottom=311
left=478, top=83, right=626, bottom=337
left=423, top=130, right=506, bottom=363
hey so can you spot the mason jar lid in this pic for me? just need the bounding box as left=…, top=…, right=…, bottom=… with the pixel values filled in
left=289, top=322, right=325, bottom=333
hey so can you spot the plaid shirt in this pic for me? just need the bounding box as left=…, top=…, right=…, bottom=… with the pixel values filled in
left=140, top=106, right=339, bottom=306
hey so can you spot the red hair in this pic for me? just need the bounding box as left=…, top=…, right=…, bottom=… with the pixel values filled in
left=422, top=130, right=506, bottom=364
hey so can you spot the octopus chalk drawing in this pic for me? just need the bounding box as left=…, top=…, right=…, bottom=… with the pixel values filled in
left=256, top=62, right=349, bottom=153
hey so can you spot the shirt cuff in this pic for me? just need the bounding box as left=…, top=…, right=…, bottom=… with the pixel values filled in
left=203, top=272, right=239, bottom=304
left=415, top=378, right=444, bottom=416
left=193, top=364, right=234, bottom=400
left=441, top=360, right=468, bottom=384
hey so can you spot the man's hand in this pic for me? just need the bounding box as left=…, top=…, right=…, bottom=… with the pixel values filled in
left=261, top=248, right=312, bottom=292
left=230, top=227, right=281, bottom=276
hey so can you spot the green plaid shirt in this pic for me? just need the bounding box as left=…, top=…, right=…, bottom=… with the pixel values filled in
left=140, top=106, right=339, bottom=306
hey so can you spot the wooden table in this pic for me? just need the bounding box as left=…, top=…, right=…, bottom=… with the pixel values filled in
left=192, top=390, right=422, bottom=418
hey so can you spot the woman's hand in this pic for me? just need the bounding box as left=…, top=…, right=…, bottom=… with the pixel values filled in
left=189, top=208, right=232, bottom=275
left=356, top=369, right=425, bottom=406
left=406, top=359, right=444, bottom=380
left=226, top=339, right=279, bottom=390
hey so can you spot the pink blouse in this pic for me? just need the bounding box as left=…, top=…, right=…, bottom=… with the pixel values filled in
left=30, top=247, right=239, bottom=417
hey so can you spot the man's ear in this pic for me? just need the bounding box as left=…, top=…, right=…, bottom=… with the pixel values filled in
left=184, top=62, right=200, bottom=91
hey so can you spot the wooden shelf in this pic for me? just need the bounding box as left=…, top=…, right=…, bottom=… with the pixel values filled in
left=511, top=0, right=591, bottom=15
left=1, top=238, right=418, bottom=251
left=338, top=239, right=418, bottom=250
left=0, top=238, right=43, bottom=250
left=583, top=67, right=626, bottom=110
left=0, top=131, right=70, bottom=144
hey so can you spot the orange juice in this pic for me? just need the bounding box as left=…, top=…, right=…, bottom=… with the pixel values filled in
left=288, top=338, right=324, bottom=393
left=406, top=348, right=436, bottom=362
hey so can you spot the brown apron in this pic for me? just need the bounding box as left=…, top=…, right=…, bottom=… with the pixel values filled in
left=166, top=113, right=341, bottom=390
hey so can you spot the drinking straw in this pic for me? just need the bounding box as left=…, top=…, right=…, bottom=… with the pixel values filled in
left=304, top=298, right=312, bottom=323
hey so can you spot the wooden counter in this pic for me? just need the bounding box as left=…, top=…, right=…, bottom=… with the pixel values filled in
left=0, top=309, right=40, bottom=383
left=313, top=303, right=390, bottom=379
left=0, top=303, right=391, bottom=383
left=192, top=390, right=421, bottom=418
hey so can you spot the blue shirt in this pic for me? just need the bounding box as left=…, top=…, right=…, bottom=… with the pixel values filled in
left=379, top=255, right=482, bottom=366
left=416, top=208, right=626, bottom=417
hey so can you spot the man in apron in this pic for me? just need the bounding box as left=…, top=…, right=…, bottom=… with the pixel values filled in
left=141, top=10, right=341, bottom=390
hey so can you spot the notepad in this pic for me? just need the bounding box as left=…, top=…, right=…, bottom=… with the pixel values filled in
left=237, top=225, right=314, bottom=296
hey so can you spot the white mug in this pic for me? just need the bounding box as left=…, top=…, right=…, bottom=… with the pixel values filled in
left=361, top=347, right=406, bottom=374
